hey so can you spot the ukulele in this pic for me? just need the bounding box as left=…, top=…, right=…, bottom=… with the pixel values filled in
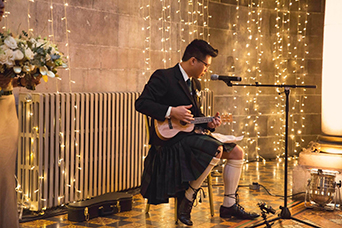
left=154, top=113, right=232, bottom=140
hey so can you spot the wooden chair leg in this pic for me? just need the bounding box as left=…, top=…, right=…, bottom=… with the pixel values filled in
left=146, top=199, right=178, bottom=221
left=146, top=179, right=213, bottom=218
left=174, top=198, right=178, bottom=223
left=145, top=202, right=150, bottom=214
left=207, top=173, right=215, bottom=217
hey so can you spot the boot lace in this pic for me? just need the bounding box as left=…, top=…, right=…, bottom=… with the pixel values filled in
left=189, top=185, right=206, bottom=207
left=224, top=193, right=250, bottom=214
left=224, top=193, right=239, bottom=203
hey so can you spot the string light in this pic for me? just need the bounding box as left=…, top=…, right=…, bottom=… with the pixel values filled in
left=18, top=0, right=75, bottom=209
left=187, top=0, right=193, bottom=41
left=177, top=0, right=183, bottom=60
left=27, top=0, right=34, bottom=35
left=241, top=0, right=253, bottom=162
left=160, top=0, right=172, bottom=68
left=48, top=0, right=60, bottom=93
left=229, top=0, right=240, bottom=138
left=203, top=0, right=211, bottom=89
left=15, top=1, right=40, bottom=212
left=141, top=0, right=152, bottom=82
left=2, top=0, right=9, bottom=30
left=141, top=0, right=211, bottom=82
left=73, top=101, right=82, bottom=200
left=62, top=0, right=72, bottom=92
left=292, top=0, right=309, bottom=154
left=272, top=0, right=285, bottom=158
left=238, top=0, right=266, bottom=162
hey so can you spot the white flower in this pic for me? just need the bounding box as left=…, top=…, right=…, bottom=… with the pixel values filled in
left=196, top=89, right=201, bottom=98
left=0, top=47, right=14, bottom=67
left=23, top=65, right=30, bottom=72
left=13, top=66, right=22, bottom=74
left=39, top=66, right=48, bottom=75
left=50, top=46, right=57, bottom=55
left=29, top=38, right=36, bottom=45
left=13, top=49, right=24, bottom=60
left=25, top=48, right=34, bottom=60
left=0, top=44, right=10, bottom=51
left=47, top=71, right=55, bottom=78
left=4, top=36, right=18, bottom=49
left=35, top=39, right=45, bottom=48
left=0, top=47, right=10, bottom=64
left=45, top=54, right=51, bottom=61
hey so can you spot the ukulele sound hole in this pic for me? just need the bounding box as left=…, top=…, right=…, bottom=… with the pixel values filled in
left=180, top=121, right=187, bottom=126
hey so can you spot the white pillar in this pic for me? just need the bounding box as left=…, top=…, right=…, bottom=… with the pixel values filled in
left=322, top=0, right=342, bottom=136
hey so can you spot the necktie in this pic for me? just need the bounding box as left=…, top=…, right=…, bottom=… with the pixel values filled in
left=186, top=79, right=192, bottom=94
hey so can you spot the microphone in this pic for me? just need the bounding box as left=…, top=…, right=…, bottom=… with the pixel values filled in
left=211, top=74, right=242, bottom=82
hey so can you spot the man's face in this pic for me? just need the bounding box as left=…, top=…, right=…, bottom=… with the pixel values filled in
left=192, top=55, right=211, bottom=79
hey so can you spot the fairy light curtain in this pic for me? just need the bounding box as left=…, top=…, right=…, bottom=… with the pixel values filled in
left=140, top=0, right=310, bottom=162
left=4, top=0, right=74, bottom=211
left=272, top=0, right=309, bottom=160
left=140, top=0, right=211, bottom=83
left=239, top=0, right=309, bottom=161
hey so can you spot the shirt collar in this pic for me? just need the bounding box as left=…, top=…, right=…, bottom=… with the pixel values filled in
left=178, top=63, right=190, bottom=82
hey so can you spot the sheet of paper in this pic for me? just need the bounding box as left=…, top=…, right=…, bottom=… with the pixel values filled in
left=211, top=133, right=244, bottom=143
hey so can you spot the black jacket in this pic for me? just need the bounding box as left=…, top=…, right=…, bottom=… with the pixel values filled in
left=135, top=64, right=211, bottom=146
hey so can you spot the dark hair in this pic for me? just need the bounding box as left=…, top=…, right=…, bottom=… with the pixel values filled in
left=182, top=39, right=218, bottom=62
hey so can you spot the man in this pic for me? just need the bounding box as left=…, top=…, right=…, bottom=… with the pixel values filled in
left=135, top=39, right=259, bottom=226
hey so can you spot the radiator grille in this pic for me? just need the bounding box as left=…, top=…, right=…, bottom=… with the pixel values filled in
left=17, top=90, right=213, bottom=211
left=17, top=92, right=147, bottom=211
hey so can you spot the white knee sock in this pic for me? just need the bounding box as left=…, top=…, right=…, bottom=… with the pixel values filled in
left=223, top=159, right=244, bottom=207
left=185, top=157, right=220, bottom=201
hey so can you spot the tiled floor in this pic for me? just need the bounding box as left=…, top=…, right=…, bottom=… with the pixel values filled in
left=19, top=159, right=342, bottom=227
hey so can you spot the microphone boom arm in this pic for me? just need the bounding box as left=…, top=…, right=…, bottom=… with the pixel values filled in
left=224, top=81, right=316, bottom=89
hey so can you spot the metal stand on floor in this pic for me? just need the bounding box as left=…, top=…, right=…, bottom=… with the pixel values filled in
left=256, top=202, right=276, bottom=228
left=220, top=80, right=320, bottom=228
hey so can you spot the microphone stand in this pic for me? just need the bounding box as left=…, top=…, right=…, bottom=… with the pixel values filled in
left=222, top=80, right=320, bottom=228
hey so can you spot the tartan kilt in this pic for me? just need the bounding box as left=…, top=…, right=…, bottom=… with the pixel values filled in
left=140, top=133, right=236, bottom=205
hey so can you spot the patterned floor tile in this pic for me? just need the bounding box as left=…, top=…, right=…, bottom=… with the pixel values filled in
left=19, top=160, right=342, bottom=227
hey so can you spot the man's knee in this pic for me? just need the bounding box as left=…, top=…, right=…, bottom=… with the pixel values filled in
left=232, top=145, right=244, bottom=160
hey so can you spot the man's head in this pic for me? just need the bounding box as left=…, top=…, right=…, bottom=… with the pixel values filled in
left=182, top=39, right=218, bottom=62
left=181, top=39, right=218, bottom=79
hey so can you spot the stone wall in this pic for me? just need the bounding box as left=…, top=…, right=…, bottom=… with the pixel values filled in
left=4, top=0, right=325, bottom=160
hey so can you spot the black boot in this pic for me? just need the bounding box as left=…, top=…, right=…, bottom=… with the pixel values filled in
left=175, top=192, right=184, bottom=219
left=220, top=193, right=260, bottom=220
left=178, top=197, right=194, bottom=226
left=177, top=186, right=205, bottom=226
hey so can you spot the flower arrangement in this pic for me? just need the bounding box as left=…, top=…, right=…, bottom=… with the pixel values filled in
left=0, top=30, right=67, bottom=90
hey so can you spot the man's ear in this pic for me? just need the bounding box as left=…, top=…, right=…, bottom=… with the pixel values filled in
left=190, top=57, right=196, bottom=66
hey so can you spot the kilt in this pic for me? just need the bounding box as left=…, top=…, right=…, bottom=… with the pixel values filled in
left=140, top=133, right=236, bottom=205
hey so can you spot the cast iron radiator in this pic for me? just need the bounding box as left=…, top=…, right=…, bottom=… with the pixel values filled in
left=17, top=90, right=213, bottom=211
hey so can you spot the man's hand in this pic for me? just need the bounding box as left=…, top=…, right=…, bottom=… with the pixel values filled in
left=207, top=112, right=221, bottom=129
left=170, top=104, right=194, bottom=124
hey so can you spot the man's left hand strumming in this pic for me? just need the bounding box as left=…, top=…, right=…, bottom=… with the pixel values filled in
left=207, top=112, right=221, bottom=129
